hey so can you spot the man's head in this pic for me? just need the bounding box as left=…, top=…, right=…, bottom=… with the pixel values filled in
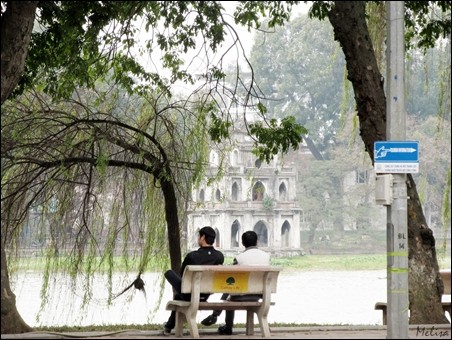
left=242, top=230, right=258, bottom=248
left=199, top=226, right=216, bottom=245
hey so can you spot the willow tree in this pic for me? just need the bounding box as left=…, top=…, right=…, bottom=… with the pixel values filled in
left=2, top=85, right=212, bottom=325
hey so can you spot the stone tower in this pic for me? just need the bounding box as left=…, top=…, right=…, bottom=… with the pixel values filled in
left=186, top=118, right=302, bottom=257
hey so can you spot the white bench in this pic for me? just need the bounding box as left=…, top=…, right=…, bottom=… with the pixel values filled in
left=165, top=265, right=282, bottom=338
left=375, top=270, right=451, bottom=324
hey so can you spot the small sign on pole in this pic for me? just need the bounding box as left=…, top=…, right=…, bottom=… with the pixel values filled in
left=374, top=141, right=419, bottom=173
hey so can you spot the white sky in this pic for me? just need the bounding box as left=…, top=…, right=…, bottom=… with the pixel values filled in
left=134, top=1, right=311, bottom=95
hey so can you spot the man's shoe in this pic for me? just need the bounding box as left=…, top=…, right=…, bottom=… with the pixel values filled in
left=218, top=325, right=232, bottom=335
left=201, top=314, right=217, bottom=326
left=163, top=323, right=172, bottom=335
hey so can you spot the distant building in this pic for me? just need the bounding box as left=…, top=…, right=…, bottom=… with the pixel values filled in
left=186, top=116, right=304, bottom=257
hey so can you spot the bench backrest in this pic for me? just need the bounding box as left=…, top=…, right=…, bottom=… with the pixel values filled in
left=181, top=265, right=282, bottom=295
left=441, top=270, right=451, bottom=295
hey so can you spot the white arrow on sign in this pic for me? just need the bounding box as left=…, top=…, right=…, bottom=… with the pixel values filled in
left=375, top=146, right=417, bottom=159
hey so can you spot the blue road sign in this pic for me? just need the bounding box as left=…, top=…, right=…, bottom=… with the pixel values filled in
left=374, top=141, right=419, bottom=174
left=374, top=141, right=419, bottom=162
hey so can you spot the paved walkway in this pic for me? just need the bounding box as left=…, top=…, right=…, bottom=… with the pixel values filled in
left=1, top=325, right=451, bottom=339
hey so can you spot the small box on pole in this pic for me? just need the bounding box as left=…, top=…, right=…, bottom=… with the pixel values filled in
left=375, top=174, right=393, bottom=205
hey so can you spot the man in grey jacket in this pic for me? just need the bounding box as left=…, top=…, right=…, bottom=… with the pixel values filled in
left=200, top=230, right=270, bottom=335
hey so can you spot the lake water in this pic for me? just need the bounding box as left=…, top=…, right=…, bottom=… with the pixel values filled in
left=11, top=269, right=397, bottom=327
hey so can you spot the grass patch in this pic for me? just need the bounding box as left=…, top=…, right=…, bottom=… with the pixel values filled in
left=10, top=253, right=451, bottom=273
left=271, top=254, right=387, bottom=271
left=269, top=253, right=449, bottom=271
left=8, top=254, right=169, bottom=273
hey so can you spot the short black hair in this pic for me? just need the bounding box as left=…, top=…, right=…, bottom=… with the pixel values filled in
left=199, top=226, right=216, bottom=245
left=242, top=230, right=258, bottom=248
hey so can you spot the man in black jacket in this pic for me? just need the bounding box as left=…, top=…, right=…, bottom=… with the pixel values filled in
left=163, top=226, right=224, bottom=335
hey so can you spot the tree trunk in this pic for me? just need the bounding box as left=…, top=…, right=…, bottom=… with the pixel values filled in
left=1, top=244, right=32, bottom=334
left=1, top=1, right=37, bottom=334
left=406, top=175, right=448, bottom=323
left=161, top=177, right=183, bottom=273
left=328, top=1, right=448, bottom=324
left=0, top=1, right=38, bottom=104
left=304, top=136, right=324, bottom=160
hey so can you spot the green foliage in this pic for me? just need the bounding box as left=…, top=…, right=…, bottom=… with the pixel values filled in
left=250, top=3, right=450, bottom=240
left=366, top=2, right=386, bottom=67
left=404, top=1, right=451, bottom=50
left=234, top=1, right=300, bottom=29
left=208, top=112, right=232, bottom=142
left=250, top=13, right=350, bottom=155
left=15, top=1, right=231, bottom=99
left=2, top=87, right=199, bottom=306
left=408, top=115, right=451, bottom=237
left=308, top=1, right=334, bottom=20
left=405, top=43, right=451, bottom=121
left=250, top=116, right=307, bottom=163
left=262, top=196, right=275, bottom=210
left=183, top=106, right=211, bottom=189
left=309, top=1, right=451, bottom=51
left=440, top=169, right=451, bottom=254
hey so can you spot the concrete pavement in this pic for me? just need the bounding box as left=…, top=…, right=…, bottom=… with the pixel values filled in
left=1, top=325, right=451, bottom=339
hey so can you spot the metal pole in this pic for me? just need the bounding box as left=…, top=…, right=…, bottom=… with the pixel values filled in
left=386, top=2, right=409, bottom=338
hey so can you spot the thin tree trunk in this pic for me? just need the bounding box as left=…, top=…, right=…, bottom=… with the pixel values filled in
left=1, top=244, right=32, bottom=334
